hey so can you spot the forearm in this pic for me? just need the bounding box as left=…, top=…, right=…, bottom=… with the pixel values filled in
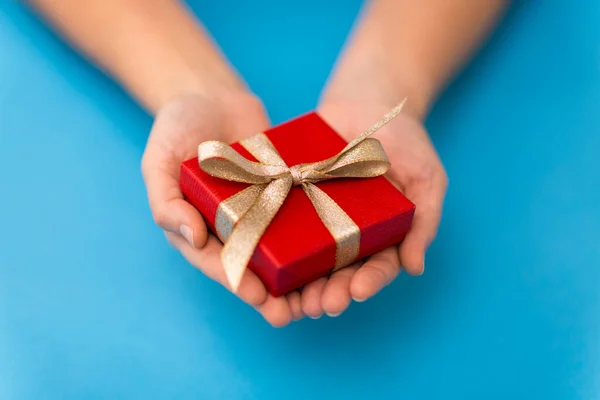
left=27, top=0, right=244, bottom=114
left=323, top=0, right=510, bottom=118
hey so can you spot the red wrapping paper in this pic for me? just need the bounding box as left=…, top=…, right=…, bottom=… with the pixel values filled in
left=180, top=112, right=415, bottom=297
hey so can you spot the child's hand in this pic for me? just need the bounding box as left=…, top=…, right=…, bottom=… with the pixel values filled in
left=141, top=92, right=303, bottom=327
left=297, top=100, right=448, bottom=318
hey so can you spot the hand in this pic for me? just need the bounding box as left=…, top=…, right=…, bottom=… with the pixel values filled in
left=141, top=92, right=304, bottom=327
left=297, top=100, right=448, bottom=318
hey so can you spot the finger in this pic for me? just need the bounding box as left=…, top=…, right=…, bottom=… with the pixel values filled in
left=140, top=102, right=215, bottom=248
left=399, top=211, right=438, bottom=275
left=300, top=277, right=328, bottom=319
left=166, top=232, right=268, bottom=307
left=256, top=295, right=293, bottom=328
left=168, top=232, right=292, bottom=327
left=286, top=291, right=304, bottom=321
left=400, top=174, right=447, bottom=275
left=321, top=262, right=361, bottom=317
left=350, top=247, right=400, bottom=302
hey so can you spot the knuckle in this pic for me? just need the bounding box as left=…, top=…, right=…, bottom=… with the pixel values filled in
left=151, top=208, right=169, bottom=228
left=247, top=95, right=267, bottom=114
left=374, top=264, right=393, bottom=284
left=140, top=157, right=151, bottom=177
left=438, top=166, right=449, bottom=190
left=241, top=92, right=264, bottom=109
left=412, top=167, right=436, bottom=186
left=140, top=153, right=164, bottom=179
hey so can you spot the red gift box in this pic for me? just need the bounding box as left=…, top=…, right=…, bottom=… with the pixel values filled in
left=180, top=111, right=415, bottom=297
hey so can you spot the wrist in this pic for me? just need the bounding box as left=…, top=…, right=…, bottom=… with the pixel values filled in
left=155, top=79, right=263, bottom=126
left=320, top=2, right=444, bottom=120
left=321, top=47, right=435, bottom=121
left=93, top=1, right=249, bottom=115
left=155, top=64, right=247, bottom=112
left=111, top=49, right=247, bottom=115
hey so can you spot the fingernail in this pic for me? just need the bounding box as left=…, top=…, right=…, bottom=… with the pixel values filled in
left=308, top=314, right=322, bottom=320
left=180, top=224, right=195, bottom=248
left=419, top=259, right=425, bottom=275
left=326, top=312, right=342, bottom=318
left=352, top=297, right=367, bottom=303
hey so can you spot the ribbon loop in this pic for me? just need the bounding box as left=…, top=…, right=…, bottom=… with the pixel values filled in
left=198, top=140, right=288, bottom=184
left=197, top=100, right=407, bottom=291
left=300, top=137, right=391, bottom=181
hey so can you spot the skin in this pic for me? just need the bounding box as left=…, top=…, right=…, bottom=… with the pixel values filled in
left=28, top=0, right=509, bottom=326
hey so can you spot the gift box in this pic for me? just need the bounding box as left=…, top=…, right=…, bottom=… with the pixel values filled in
left=180, top=108, right=415, bottom=297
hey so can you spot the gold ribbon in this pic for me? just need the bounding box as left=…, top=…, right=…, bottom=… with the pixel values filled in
left=198, top=100, right=406, bottom=291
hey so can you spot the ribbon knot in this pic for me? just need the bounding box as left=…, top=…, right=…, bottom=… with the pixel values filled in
left=289, top=165, right=307, bottom=186
left=197, top=100, right=407, bottom=291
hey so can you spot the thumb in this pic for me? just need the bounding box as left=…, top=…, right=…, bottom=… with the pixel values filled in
left=399, top=178, right=446, bottom=275
left=141, top=156, right=208, bottom=249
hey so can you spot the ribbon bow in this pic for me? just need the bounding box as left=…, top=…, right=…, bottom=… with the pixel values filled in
left=198, top=100, right=406, bottom=291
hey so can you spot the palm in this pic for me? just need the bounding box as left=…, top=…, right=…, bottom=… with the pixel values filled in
left=142, top=93, right=302, bottom=327
left=295, top=102, right=447, bottom=318
left=143, top=95, right=446, bottom=324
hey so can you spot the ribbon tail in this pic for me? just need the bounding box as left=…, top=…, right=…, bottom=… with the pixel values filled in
left=215, top=184, right=269, bottom=242
left=302, top=184, right=361, bottom=270
left=221, top=176, right=293, bottom=292
left=343, top=98, right=407, bottom=150
left=297, top=99, right=405, bottom=177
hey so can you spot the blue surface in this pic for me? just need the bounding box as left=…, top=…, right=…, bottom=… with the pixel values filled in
left=1, top=1, right=599, bottom=398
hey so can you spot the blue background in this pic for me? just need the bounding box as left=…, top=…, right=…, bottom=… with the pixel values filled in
left=1, top=1, right=599, bottom=399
